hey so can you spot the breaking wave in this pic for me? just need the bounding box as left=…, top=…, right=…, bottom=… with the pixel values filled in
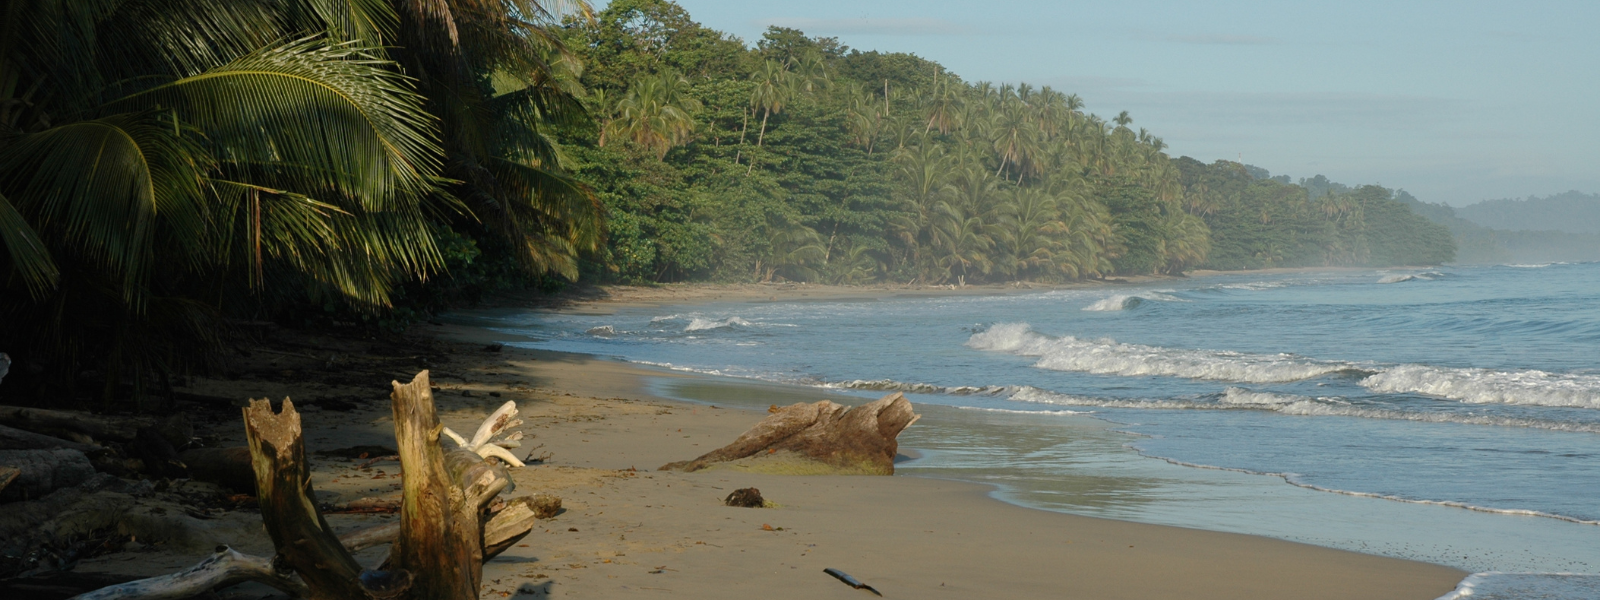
left=1361, top=364, right=1600, bottom=409
left=684, top=316, right=751, bottom=332
left=967, top=323, right=1358, bottom=383
left=969, top=323, right=1600, bottom=409
left=826, top=379, right=1010, bottom=395
left=1082, top=292, right=1185, bottom=311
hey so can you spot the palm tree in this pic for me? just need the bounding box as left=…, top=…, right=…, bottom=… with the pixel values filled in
left=748, top=59, right=793, bottom=148
left=602, top=70, right=701, bottom=159
left=384, top=0, right=602, bottom=280
left=1, top=0, right=444, bottom=398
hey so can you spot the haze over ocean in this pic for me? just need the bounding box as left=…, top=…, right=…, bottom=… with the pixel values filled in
left=499, top=262, right=1600, bottom=599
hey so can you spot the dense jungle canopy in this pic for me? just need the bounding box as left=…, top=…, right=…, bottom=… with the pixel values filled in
left=0, top=0, right=1453, bottom=402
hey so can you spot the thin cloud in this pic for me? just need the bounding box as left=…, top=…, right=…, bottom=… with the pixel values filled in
left=756, top=17, right=972, bottom=36
left=1166, top=33, right=1281, bottom=45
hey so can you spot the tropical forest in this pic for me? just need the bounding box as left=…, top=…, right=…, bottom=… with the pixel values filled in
left=0, top=0, right=1455, bottom=398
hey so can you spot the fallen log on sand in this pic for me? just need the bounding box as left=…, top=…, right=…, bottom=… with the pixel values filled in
left=0, top=448, right=96, bottom=501
left=70, top=371, right=550, bottom=600
left=660, top=392, right=920, bottom=475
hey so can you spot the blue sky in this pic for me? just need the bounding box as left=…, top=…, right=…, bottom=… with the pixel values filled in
left=598, top=0, right=1599, bottom=206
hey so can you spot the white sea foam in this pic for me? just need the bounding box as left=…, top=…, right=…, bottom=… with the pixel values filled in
left=585, top=325, right=616, bottom=336
left=970, top=323, right=1600, bottom=409
left=1361, top=364, right=1600, bottom=409
left=1379, top=273, right=1420, bottom=283
left=956, top=406, right=1092, bottom=416
left=1435, top=572, right=1600, bottom=600
left=1130, top=447, right=1600, bottom=526
left=827, top=379, right=1010, bottom=395
left=1082, top=292, right=1185, bottom=311
left=684, top=316, right=751, bottom=331
left=1009, top=386, right=1600, bottom=433
left=967, top=323, right=1357, bottom=383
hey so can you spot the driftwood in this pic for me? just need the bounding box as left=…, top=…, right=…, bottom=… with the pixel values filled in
left=824, top=568, right=883, bottom=597
left=243, top=397, right=369, bottom=599
left=0, top=449, right=96, bottom=500
left=0, top=423, right=101, bottom=453
left=0, top=407, right=153, bottom=443
left=177, top=446, right=255, bottom=494
left=660, top=392, right=920, bottom=475
left=70, top=370, right=549, bottom=600
left=388, top=371, right=487, bottom=600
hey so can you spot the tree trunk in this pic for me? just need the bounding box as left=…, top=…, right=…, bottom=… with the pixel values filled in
left=242, top=398, right=368, bottom=599
left=0, top=449, right=95, bottom=500
left=69, top=371, right=548, bottom=600
left=0, top=406, right=153, bottom=443
left=0, top=423, right=100, bottom=453
left=660, top=392, right=920, bottom=475
left=179, top=446, right=255, bottom=494
left=388, top=371, right=482, bottom=600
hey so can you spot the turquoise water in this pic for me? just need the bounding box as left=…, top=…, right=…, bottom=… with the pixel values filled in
left=473, top=263, right=1600, bottom=598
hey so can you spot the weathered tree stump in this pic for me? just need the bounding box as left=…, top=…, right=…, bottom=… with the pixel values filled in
left=69, top=371, right=549, bottom=600
left=243, top=397, right=369, bottom=599
left=660, top=392, right=920, bottom=475
left=388, top=371, right=484, bottom=600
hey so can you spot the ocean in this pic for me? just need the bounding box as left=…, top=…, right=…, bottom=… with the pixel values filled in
left=474, top=262, right=1600, bottom=599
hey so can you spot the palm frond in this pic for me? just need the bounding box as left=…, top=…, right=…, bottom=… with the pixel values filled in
left=110, top=36, right=442, bottom=212
left=0, top=189, right=58, bottom=296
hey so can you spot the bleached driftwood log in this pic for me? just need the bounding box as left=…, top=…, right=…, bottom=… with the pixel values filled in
left=442, top=400, right=525, bottom=466
left=68, top=371, right=548, bottom=600
left=660, top=392, right=920, bottom=475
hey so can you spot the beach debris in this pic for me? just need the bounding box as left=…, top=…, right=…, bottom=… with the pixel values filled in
left=823, top=568, right=882, bottom=596
left=724, top=487, right=765, bottom=508
left=483, top=343, right=505, bottom=352
left=442, top=400, right=527, bottom=466
left=0, top=449, right=96, bottom=501
left=659, top=393, right=920, bottom=475
left=0, top=405, right=158, bottom=443
left=529, top=493, right=563, bottom=519
left=0, top=423, right=100, bottom=453
left=0, top=466, right=17, bottom=495
left=178, top=446, right=256, bottom=493
left=69, top=371, right=548, bottom=600
left=315, top=444, right=399, bottom=459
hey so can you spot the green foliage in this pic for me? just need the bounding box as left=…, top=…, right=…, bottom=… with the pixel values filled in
left=1175, top=158, right=1455, bottom=269
left=0, top=0, right=598, bottom=403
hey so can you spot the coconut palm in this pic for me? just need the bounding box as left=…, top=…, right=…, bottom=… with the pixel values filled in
left=384, top=0, right=602, bottom=280
left=602, top=70, right=701, bottom=159
left=0, top=0, right=444, bottom=397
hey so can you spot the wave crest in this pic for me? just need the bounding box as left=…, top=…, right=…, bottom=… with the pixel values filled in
left=684, top=316, right=751, bottom=332
left=1361, top=364, right=1600, bottom=409
left=967, top=323, right=1354, bottom=383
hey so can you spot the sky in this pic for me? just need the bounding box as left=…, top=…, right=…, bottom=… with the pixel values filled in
left=597, top=0, right=1599, bottom=206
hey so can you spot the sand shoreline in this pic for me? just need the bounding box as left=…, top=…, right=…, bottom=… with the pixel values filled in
left=417, top=321, right=1466, bottom=599
left=477, top=265, right=1405, bottom=315
left=56, top=270, right=1464, bottom=599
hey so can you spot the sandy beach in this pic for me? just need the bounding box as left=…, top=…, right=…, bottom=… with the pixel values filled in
left=58, top=283, right=1465, bottom=600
